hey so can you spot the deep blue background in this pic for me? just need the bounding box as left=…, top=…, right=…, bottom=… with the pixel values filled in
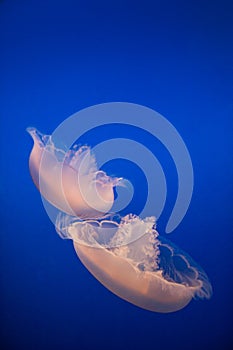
left=0, top=1, right=232, bottom=349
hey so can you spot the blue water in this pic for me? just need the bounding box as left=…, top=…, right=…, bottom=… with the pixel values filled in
left=0, top=1, right=232, bottom=349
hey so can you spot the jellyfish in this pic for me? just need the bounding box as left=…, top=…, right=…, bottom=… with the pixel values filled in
left=55, top=212, right=212, bottom=313
left=27, top=127, right=212, bottom=313
left=27, top=127, right=121, bottom=219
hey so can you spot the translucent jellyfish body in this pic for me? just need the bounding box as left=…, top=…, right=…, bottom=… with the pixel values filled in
left=27, top=127, right=120, bottom=219
left=56, top=213, right=212, bottom=313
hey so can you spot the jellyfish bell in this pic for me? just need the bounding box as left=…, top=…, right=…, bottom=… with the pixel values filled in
left=56, top=213, right=212, bottom=313
left=27, top=127, right=121, bottom=219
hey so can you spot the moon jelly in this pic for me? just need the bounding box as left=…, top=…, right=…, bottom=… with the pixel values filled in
left=55, top=213, right=212, bottom=313
left=27, top=127, right=120, bottom=219
left=27, top=127, right=212, bottom=313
